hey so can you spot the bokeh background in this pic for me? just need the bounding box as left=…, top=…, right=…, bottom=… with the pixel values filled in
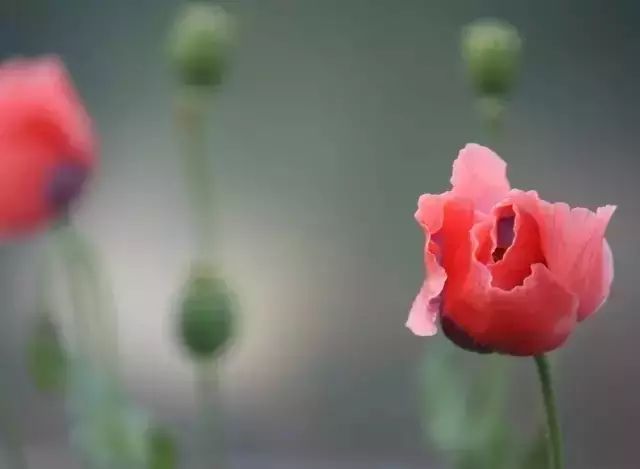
left=1, top=0, right=638, bottom=467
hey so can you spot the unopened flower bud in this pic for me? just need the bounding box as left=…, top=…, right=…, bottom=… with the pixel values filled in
left=168, top=3, right=235, bottom=87
left=27, top=313, right=67, bottom=393
left=178, top=265, right=235, bottom=360
left=461, top=18, right=522, bottom=98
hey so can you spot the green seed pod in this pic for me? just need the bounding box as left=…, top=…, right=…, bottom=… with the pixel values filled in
left=178, top=265, right=235, bottom=360
left=27, top=313, right=67, bottom=393
left=461, top=18, right=522, bottom=98
left=168, top=2, right=235, bottom=87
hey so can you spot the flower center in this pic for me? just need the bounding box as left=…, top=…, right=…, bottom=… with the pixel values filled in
left=46, top=162, right=88, bottom=212
left=492, top=214, right=515, bottom=262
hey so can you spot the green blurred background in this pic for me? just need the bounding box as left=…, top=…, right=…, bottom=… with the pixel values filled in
left=0, top=0, right=637, bottom=467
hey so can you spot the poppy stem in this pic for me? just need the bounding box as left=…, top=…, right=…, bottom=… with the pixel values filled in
left=175, top=85, right=228, bottom=469
left=53, top=221, right=92, bottom=358
left=195, top=361, right=226, bottom=469
left=71, top=230, right=121, bottom=377
left=52, top=220, right=119, bottom=377
left=0, top=375, right=28, bottom=469
left=176, top=86, right=217, bottom=264
left=534, top=354, right=563, bottom=469
left=477, top=95, right=505, bottom=147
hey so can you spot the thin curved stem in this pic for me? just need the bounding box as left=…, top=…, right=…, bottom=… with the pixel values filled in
left=176, top=86, right=217, bottom=264
left=534, top=354, right=563, bottom=469
left=52, top=220, right=119, bottom=376
left=53, top=222, right=92, bottom=357
left=71, top=231, right=120, bottom=377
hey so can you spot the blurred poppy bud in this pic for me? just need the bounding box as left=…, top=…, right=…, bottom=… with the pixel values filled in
left=168, top=2, right=235, bottom=88
left=461, top=18, right=522, bottom=98
left=178, top=265, right=235, bottom=360
left=27, top=313, right=67, bottom=393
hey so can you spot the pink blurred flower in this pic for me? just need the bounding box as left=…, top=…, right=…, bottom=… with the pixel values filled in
left=0, top=56, right=96, bottom=236
left=407, top=144, right=615, bottom=356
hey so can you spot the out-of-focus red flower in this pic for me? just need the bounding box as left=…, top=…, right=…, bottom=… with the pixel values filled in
left=407, top=144, right=615, bottom=356
left=0, top=57, right=96, bottom=236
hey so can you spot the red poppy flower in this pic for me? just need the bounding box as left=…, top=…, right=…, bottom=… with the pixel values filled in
left=0, top=57, right=96, bottom=236
left=407, top=144, right=615, bottom=356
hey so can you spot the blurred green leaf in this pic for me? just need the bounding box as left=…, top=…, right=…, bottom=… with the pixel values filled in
left=67, top=359, right=150, bottom=469
left=147, top=426, right=177, bottom=469
left=482, top=419, right=514, bottom=469
left=421, top=344, right=521, bottom=469
left=447, top=357, right=516, bottom=469
left=27, top=314, right=67, bottom=393
left=520, top=427, right=549, bottom=469
left=420, top=341, right=471, bottom=453
left=465, top=356, right=515, bottom=469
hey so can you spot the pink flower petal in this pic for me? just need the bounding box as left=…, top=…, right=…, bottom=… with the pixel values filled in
left=493, top=190, right=616, bottom=321
left=450, top=144, right=511, bottom=213
left=489, top=201, right=545, bottom=290
left=0, top=56, right=95, bottom=165
left=0, top=140, right=57, bottom=235
left=407, top=194, right=447, bottom=336
left=537, top=203, right=616, bottom=320
left=444, top=262, right=579, bottom=356
left=407, top=280, right=441, bottom=336
left=407, top=193, right=474, bottom=336
left=0, top=56, right=96, bottom=236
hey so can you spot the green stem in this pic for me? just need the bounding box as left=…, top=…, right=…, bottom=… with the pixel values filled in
left=176, top=85, right=225, bottom=469
left=36, top=237, right=54, bottom=316
left=177, top=86, right=217, bottom=264
left=0, top=382, right=28, bottom=469
left=53, top=222, right=92, bottom=358
left=71, top=233, right=120, bottom=377
left=52, top=220, right=119, bottom=376
left=195, top=361, right=226, bottom=469
left=534, top=355, right=563, bottom=469
left=477, top=95, right=505, bottom=148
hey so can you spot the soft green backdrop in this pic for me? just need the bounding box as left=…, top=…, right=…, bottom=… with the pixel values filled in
left=0, top=0, right=637, bottom=467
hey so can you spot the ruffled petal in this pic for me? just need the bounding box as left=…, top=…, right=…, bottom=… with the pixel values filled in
left=450, top=144, right=511, bottom=213
left=0, top=56, right=95, bottom=164
left=439, top=189, right=580, bottom=355
left=536, top=202, right=616, bottom=320
left=489, top=200, right=546, bottom=290
left=0, top=140, right=57, bottom=235
left=444, top=262, right=579, bottom=356
left=407, top=278, right=442, bottom=336
left=0, top=57, right=96, bottom=237
left=407, top=193, right=475, bottom=336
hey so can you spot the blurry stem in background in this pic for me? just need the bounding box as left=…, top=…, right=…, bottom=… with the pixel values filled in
left=0, top=239, right=58, bottom=469
left=195, top=362, right=226, bottom=469
left=53, top=220, right=93, bottom=359
left=36, top=237, right=54, bottom=317
left=73, top=230, right=120, bottom=377
left=176, top=86, right=217, bottom=265
left=476, top=95, right=505, bottom=147
left=52, top=218, right=119, bottom=378
left=0, top=382, right=28, bottom=469
left=534, top=355, right=563, bottom=469
left=175, top=85, right=229, bottom=469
